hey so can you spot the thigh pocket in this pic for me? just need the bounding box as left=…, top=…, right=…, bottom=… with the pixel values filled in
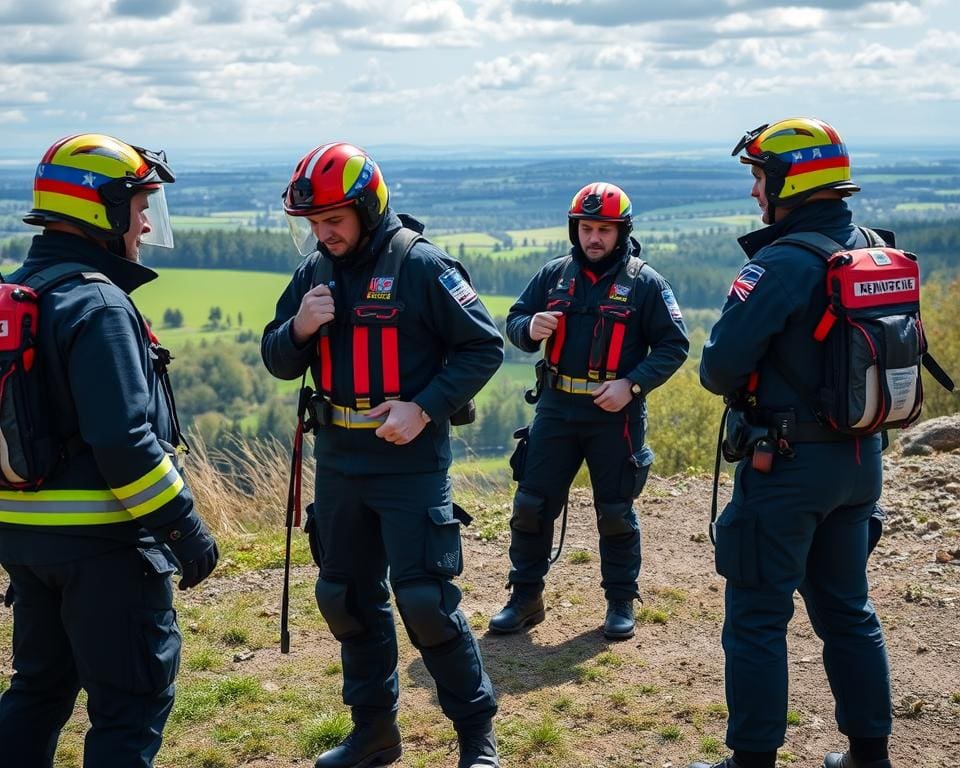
left=425, top=504, right=463, bottom=577
left=509, top=426, right=530, bottom=482
left=135, top=608, right=182, bottom=694
left=303, top=503, right=325, bottom=568
left=712, top=502, right=759, bottom=587
left=619, top=444, right=655, bottom=499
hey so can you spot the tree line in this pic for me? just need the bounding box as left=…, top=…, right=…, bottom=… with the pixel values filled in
left=2, top=218, right=957, bottom=311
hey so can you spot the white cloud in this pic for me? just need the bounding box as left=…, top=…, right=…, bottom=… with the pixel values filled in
left=463, top=52, right=555, bottom=90
left=0, top=108, right=27, bottom=123
left=0, top=0, right=956, bottom=148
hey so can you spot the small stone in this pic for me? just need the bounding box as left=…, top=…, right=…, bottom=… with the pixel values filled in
left=936, top=550, right=954, bottom=564
left=233, top=650, right=255, bottom=662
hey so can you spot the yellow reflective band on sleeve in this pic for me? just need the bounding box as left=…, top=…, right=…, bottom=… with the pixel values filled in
left=112, top=455, right=177, bottom=499
left=0, top=455, right=185, bottom=525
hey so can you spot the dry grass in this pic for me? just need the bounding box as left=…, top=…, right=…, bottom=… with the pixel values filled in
left=186, top=434, right=315, bottom=534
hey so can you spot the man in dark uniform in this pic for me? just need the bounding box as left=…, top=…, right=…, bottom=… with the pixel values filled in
left=261, top=142, right=503, bottom=768
left=0, top=133, right=218, bottom=768
left=691, top=118, right=894, bottom=768
left=488, top=182, right=689, bottom=640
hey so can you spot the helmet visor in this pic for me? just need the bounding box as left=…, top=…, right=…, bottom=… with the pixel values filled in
left=140, top=185, right=174, bottom=249
left=286, top=212, right=317, bottom=257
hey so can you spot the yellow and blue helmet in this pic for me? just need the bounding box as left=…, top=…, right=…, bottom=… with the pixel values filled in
left=24, top=133, right=175, bottom=247
left=732, top=117, right=859, bottom=208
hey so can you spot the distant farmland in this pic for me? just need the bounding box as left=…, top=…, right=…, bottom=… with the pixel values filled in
left=136, top=268, right=518, bottom=348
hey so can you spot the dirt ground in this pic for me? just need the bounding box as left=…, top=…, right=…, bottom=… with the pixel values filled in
left=1, top=445, right=958, bottom=767
left=225, top=446, right=959, bottom=767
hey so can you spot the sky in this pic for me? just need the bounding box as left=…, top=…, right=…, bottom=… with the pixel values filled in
left=2, top=0, right=959, bottom=160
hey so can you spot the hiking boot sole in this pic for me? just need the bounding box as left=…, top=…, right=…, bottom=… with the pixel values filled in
left=486, top=608, right=546, bottom=634
left=323, top=744, right=402, bottom=768
left=602, top=625, right=636, bottom=641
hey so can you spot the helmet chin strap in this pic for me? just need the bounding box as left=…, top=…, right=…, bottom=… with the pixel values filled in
left=105, top=236, right=128, bottom=260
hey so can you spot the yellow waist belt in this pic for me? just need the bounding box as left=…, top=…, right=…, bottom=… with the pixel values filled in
left=550, top=373, right=604, bottom=394
left=329, top=403, right=387, bottom=430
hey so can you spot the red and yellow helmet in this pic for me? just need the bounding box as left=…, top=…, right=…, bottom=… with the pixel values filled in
left=24, top=133, right=175, bottom=246
left=567, top=182, right=633, bottom=245
left=732, top=117, right=859, bottom=207
left=282, top=142, right=389, bottom=255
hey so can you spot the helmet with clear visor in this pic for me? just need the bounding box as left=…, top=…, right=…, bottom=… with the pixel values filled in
left=282, top=142, right=389, bottom=257
left=24, top=133, right=176, bottom=252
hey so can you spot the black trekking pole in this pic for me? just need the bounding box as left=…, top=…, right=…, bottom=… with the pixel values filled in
left=280, top=376, right=310, bottom=654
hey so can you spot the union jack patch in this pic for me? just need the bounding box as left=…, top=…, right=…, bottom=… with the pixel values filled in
left=729, top=263, right=766, bottom=302
left=369, top=276, right=394, bottom=293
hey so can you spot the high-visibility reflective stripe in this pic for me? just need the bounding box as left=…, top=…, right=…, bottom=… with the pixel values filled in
left=0, top=455, right=184, bottom=525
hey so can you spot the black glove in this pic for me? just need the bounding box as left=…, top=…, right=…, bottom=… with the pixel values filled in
left=161, top=513, right=219, bottom=590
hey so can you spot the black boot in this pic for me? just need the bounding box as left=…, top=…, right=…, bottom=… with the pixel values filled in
left=456, top=720, right=500, bottom=768
left=487, top=588, right=544, bottom=634
left=314, top=717, right=402, bottom=768
left=602, top=598, right=635, bottom=640
left=823, top=752, right=892, bottom=768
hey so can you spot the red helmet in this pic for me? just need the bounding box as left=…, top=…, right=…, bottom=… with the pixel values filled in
left=567, top=182, right=633, bottom=245
left=282, top=142, right=389, bottom=255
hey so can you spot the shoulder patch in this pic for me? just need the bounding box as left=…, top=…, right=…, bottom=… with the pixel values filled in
left=728, top=263, right=766, bottom=302
left=439, top=267, right=478, bottom=307
left=661, top=287, right=683, bottom=321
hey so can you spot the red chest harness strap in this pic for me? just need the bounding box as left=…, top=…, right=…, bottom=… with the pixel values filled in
left=544, top=254, right=645, bottom=383
left=310, top=227, right=422, bottom=409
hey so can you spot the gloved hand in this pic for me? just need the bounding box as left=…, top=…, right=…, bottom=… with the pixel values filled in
left=161, top=513, right=219, bottom=590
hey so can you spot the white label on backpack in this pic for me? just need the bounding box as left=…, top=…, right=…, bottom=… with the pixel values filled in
left=869, top=250, right=892, bottom=266
left=853, top=278, right=915, bottom=297
left=886, top=366, right=919, bottom=422
left=0, top=320, right=7, bottom=338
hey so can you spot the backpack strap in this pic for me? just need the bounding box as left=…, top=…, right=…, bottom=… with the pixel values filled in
left=544, top=256, right=579, bottom=370
left=309, top=227, right=424, bottom=407
left=17, top=262, right=111, bottom=295
left=593, top=254, right=646, bottom=381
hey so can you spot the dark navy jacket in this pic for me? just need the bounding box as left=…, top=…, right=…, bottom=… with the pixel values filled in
left=507, top=237, right=689, bottom=422
left=261, top=210, right=504, bottom=475
left=701, top=199, right=879, bottom=423
left=0, top=231, right=198, bottom=565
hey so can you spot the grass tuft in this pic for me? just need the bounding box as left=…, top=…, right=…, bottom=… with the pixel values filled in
left=297, top=711, right=353, bottom=758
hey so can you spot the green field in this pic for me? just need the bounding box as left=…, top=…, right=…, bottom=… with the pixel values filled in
left=135, top=269, right=289, bottom=344
left=137, top=269, right=521, bottom=352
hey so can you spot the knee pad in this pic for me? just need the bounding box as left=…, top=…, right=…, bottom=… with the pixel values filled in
left=596, top=499, right=636, bottom=537
left=315, top=578, right=365, bottom=641
left=393, top=581, right=459, bottom=649
left=510, top=488, right=546, bottom=534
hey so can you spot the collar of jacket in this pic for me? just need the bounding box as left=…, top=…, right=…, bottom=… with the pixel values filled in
left=324, top=208, right=418, bottom=272
left=21, top=230, right=158, bottom=294
left=737, top=199, right=853, bottom=259
left=571, top=235, right=638, bottom=278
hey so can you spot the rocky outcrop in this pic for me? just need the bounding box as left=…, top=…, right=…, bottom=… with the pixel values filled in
left=898, top=414, right=960, bottom=456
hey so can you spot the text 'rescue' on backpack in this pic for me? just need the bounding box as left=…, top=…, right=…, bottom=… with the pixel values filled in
left=775, top=227, right=954, bottom=436
left=0, top=264, right=114, bottom=489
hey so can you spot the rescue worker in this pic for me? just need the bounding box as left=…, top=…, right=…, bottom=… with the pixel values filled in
left=261, top=142, right=503, bottom=768
left=488, top=182, right=689, bottom=640
left=691, top=118, right=894, bottom=768
left=0, top=134, right=218, bottom=767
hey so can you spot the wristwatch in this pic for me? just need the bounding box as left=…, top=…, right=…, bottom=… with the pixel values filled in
left=629, top=382, right=642, bottom=398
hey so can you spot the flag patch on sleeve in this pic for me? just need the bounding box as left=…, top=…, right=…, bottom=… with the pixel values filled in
left=661, top=287, right=683, bottom=321
left=439, top=267, right=478, bottom=307
left=729, top=263, right=766, bottom=302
